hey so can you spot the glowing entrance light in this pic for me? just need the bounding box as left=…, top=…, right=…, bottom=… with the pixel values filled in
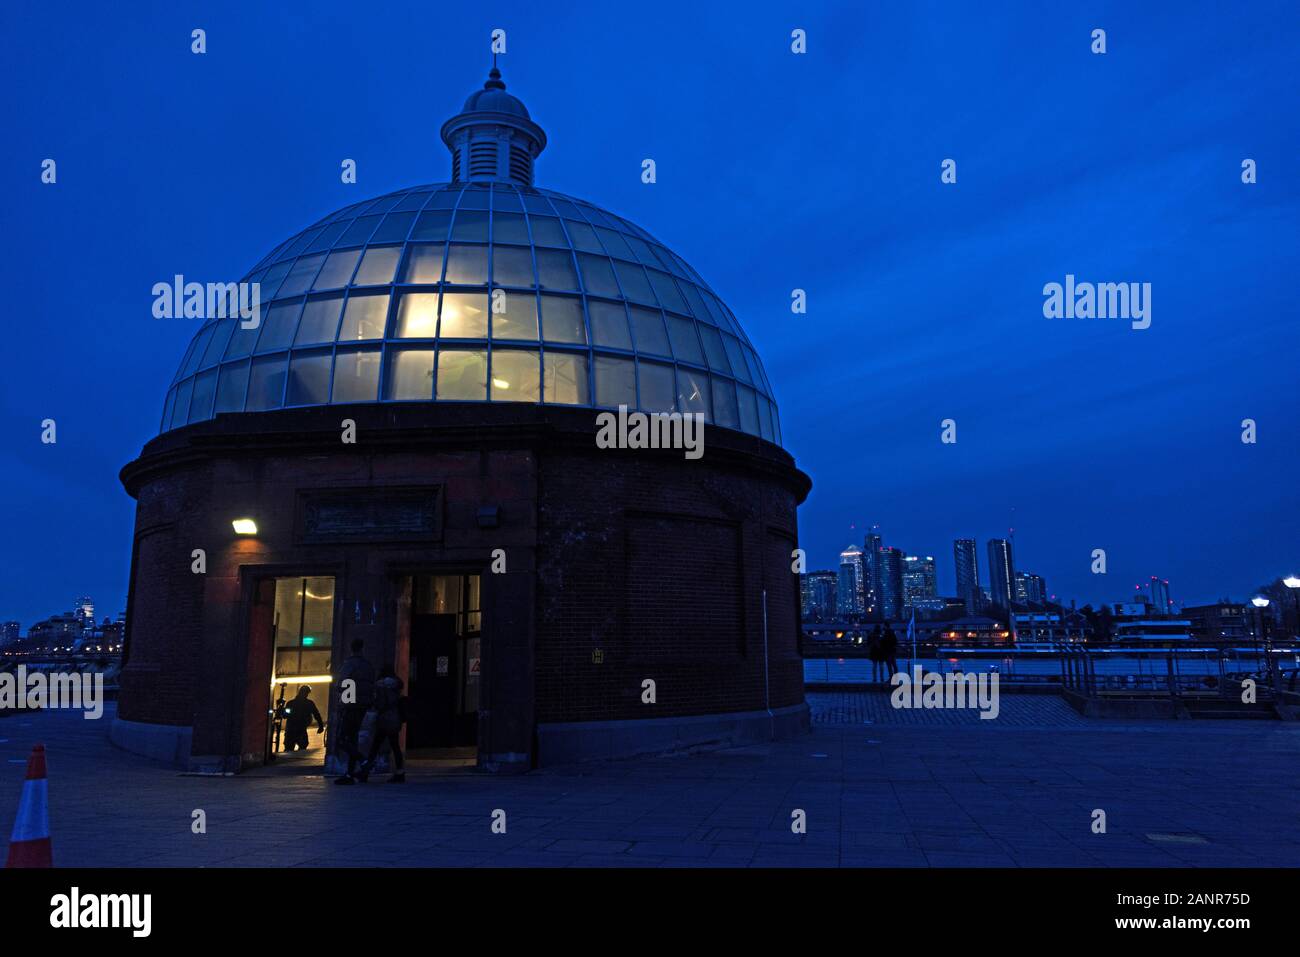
left=270, top=674, right=333, bottom=686
left=232, top=518, right=258, bottom=535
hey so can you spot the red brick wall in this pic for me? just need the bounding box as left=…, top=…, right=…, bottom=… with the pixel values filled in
left=118, top=466, right=210, bottom=726
left=533, top=443, right=805, bottom=724
left=117, top=405, right=808, bottom=763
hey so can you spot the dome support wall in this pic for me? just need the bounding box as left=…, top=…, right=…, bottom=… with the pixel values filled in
left=115, top=404, right=811, bottom=772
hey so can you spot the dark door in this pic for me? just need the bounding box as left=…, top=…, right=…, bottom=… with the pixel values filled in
left=242, top=579, right=277, bottom=766
left=407, top=613, right=458, bottom=749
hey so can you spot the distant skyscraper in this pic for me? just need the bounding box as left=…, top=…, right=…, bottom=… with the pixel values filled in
left=1015, top=571, right=1047, bottom=605
left=863, top=531, right=883, bottom=617
left=1147, top=577, right=1172, bottom=616
left=986, top=539, right=1015, bottom=610
left=801, top=570, right=838, bottom=620
left=838, top=545, right=865, bottom=616
left=878, top=546, right=904, bottom=619
left=903, top=555, right=938, bottom=611
left=0, top=621, right=19, bottom=645
left=74, top=596, right=94, bottom=628
left=953, top=539, right=981, bottom=612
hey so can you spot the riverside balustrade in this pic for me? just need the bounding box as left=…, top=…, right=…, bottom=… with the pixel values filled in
left=802, top=643, right=1298, bottom=699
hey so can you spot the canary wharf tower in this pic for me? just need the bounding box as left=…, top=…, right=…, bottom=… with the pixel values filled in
left=113, top=68, right=812, bottom=772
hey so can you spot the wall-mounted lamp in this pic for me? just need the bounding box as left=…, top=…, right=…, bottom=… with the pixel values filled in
left=232, top=518, right=258, bottom=535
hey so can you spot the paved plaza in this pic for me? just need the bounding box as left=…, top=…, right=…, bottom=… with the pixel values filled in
left=2, top=695, right=1297, bottom=867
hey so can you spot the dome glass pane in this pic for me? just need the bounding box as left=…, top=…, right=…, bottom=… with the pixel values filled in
left=162, top=184, right=781, bottom=446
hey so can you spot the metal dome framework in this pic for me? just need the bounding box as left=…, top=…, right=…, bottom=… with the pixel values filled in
left=162, top=182, right=782, bottom=446
left=161, top=70, right=782, bottom=447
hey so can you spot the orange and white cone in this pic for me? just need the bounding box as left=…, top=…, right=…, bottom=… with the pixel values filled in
left=5, top=744, right=52, bottom=868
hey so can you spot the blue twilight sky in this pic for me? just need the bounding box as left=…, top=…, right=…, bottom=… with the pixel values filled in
left=1, top=1, right=1297, bottom=626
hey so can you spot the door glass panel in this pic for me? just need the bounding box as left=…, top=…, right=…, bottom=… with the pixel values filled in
left=268, top=576, right=335, bottom=761
left=272, top=576, right=335, bottom=678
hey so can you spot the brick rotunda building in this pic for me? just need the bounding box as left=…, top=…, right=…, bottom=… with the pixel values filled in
left=113, top=68, right=811, bottom=772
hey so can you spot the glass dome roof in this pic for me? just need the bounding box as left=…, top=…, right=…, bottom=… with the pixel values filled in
left=161, top=70, right=781, bottom=447
left=162, top=182, right=782, bottom=446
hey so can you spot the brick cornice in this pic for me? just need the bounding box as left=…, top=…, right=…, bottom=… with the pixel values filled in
left=120, top=404, right=812, bottom=503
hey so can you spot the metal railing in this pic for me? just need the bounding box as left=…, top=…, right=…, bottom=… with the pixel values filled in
left=803, top=643, right=1298, bottom=698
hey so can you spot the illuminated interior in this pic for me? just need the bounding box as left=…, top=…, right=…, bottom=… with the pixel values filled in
left=268, top=576, right=335, bottom=761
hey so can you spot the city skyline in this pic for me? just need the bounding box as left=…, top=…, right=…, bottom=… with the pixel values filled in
left=811, top=526, right=1270, bottom=612
left=0, top=520, right=1283, bottom=632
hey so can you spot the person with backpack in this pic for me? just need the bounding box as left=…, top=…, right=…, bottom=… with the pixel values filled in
left=357, top=665, right=406, bottom=784
left=333, top=639, right=376, bottom=785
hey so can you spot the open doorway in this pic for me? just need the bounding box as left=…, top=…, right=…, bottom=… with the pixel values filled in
left=264, top=575, right=336, bottom=766
left=405, top=573, right=480, bottom=766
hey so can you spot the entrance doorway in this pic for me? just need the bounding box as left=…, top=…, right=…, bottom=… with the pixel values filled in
left=406, top=573, right=480, bottom=763
left=263, top=575, right=336, bottom=766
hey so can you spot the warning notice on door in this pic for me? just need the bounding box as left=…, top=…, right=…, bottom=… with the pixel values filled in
left=468, top=657, right=480, bottom=676
left=436, top=656, right=449, bottom=675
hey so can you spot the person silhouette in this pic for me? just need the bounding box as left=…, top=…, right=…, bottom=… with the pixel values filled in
left=334, top=639, right=376, bottom=784
left=282, top=685, right=324, bottom=752
left=867, top=625, right=886, bottom=684
left=357, top=665, right=407, bottom=784
left=881, top=624, right=900, bottom=680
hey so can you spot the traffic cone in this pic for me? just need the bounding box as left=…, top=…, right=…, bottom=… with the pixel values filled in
left=5, top=744, right=52, bottom=868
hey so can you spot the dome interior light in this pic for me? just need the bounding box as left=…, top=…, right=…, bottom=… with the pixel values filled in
left=232, top=518, right=258, bottom=535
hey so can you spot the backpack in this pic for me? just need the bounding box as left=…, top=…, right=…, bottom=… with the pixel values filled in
left=372, top=679, right=400, bottom=715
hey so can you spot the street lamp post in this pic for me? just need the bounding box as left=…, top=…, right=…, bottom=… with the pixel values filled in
left=1283, top=576, right=1300, bottom=642
left=1251, top=596, right=1275, bottom=692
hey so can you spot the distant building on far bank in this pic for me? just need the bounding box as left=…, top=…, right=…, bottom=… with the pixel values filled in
left=74, top=596, right=95, bottom=629
left=1184, top=601, right=1252, bottom=643
left=953, top=538, right=981, bottom=613
left=987, top=539, right=1015, bottom=610
left=902, top=555, right=937, bottom=612
left=1015, top=571, right=1046, bottom=605
left=801, top=570, right=838, bottom=621
left=1146, top=577, right=1173, bottom=616
left=933, top=615, right=1012, bottom=645
left=863, top=531, right=883, bottom=616
left=838, top=546, right=865, bottom=616
left=1013, top=607, right=1089, bottom=644
left=878, top=546, right=904, bottom=619
left=0, top=621, right=20, bottom=645
left=26, top=612, right=82, bottom=648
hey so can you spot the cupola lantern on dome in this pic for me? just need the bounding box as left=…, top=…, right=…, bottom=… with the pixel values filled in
left=440, top=66, right=547, bottom=187
left=157, top=66, right=784, bottom=448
